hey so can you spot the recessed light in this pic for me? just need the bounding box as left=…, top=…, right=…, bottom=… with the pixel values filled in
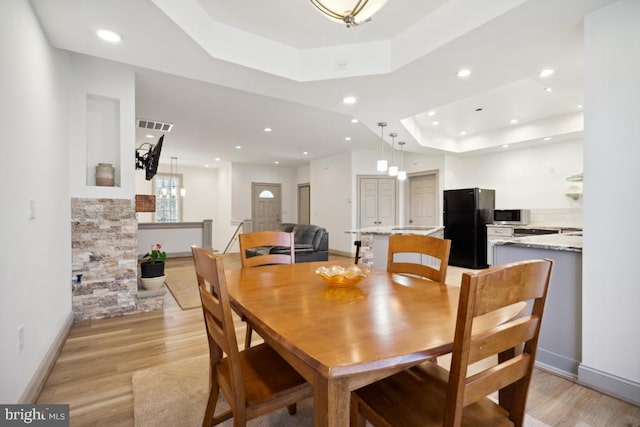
left=539, top=68, right=555, bottom=78
left=456, top=68, right=471, bottom=78
left=303, top=151, right=308, bottom=155
left=509, top=119, right=518, bottom=125
left=235, top=145, right=242, bottom=149
left=432, top=121, right=440, bottom=126
left=274, top=161, right=279, bottom=165
left=96, top=29, right=121, bottom=43
left=427, top=111, right=436, bottom=117
left=351, top=118, right=358, bottom=123
left=543, top=137, right=552, bottom=141
left=343, top=96, right=357, bottom=104
left=264, top=127, right=272, bottom=132
left=145, top=134, right=154, bottom=138
left=460, top=131, right=467, bottom=136
left=345, top=137, right=351, bottom=141
left=544, top=87, right=553, bottom=92
left=215, top=157, right=221, bottom=161
left=502, top=144, right=509, bottom=149
left=577, top=104, right=583, bottom=109
left=204, top=164, right=209, bottom=168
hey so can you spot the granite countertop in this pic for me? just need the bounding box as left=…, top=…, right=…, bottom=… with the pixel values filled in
left=493, top=233, right=582, bottom=252
left=346, top=225, right=444, bottom=236
left=487, top=224, right=583, bottom=232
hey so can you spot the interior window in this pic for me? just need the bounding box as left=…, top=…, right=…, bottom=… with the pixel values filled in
left=259, top=190, right=275, bottom=199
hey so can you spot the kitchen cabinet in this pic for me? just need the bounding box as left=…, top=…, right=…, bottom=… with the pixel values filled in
left=486, top=225, right=514, bottom=266
left=494, top=239, right=582, bottom=379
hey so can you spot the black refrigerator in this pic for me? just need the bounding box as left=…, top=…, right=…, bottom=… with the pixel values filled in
left=443, top=188, right=495, bottom=269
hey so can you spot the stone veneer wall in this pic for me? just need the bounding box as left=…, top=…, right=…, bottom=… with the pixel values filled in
left=71, top=198, right=163, bottom=321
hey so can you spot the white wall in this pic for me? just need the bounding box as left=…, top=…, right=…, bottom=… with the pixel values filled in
left=68, top=54, right=135, bottom=199
left=444, top=139, right=583, bottom=208
left=311, top=151, right=354, bottom=253
left=0, top=0, right=72, bottom=403
left=582, top=0, right=640, bottom=401
left=230, top=163, right=297, bottom=224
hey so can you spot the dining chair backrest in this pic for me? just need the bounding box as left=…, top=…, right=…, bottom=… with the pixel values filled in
left=444, top=258, right=553, bottom=425
left=239, top=231, right=295, bottom=268
left=351, top=258, right=553, bottom=427
left=191, top=246, right=245, bottom=403
left=386, top=234, right=452, bottom=282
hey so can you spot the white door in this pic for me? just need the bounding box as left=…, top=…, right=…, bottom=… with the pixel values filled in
left=409, top=173, right=437, bottom=226
left=252, top=183, right=282, bottom=231
left=298, top=184, right=310, bottom=225
left=359, top=177, right=396, bottom=227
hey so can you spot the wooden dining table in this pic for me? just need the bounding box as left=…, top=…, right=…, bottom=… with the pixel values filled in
left=225, top=260, right=524, bottom=427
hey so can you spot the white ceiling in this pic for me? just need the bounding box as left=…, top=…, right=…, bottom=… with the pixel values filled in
left=30, top=0, right=614, bottom=167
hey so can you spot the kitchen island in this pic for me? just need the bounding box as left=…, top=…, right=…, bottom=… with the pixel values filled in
left=493, top=233, right=582, bottom=379
left=346, top=226, right=444, bottom=269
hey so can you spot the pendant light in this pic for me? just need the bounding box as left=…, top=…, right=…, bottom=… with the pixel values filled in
left=397, top=141, right=407, bottom=181
left=309, top=0, right=388, bottom=28
left=170, top=157, right=186, bottom=197
left=376, top=122, right=388, bottom=172
left=388, top=132, right=398, bottom=177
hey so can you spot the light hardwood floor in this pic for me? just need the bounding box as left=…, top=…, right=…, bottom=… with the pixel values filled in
left=37, top=255, right=640, bottom=426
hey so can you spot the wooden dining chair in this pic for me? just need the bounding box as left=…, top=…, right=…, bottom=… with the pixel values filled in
left=386, top=234, right=452, bottom=283
left=238, top=231, right=295, bottom=348
left=191, top=246, right=313, bottom=427
left=239, top=230, right=295, bottom=268
left=351, top=258, right=553, bottom=427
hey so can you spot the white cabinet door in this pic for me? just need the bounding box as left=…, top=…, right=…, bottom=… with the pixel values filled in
left=359, top=177, right=396, bottom=227
left=486, top=226, right=514, bottom=266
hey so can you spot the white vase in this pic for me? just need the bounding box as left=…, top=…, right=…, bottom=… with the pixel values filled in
left=140, top=274, right=166, bottom=291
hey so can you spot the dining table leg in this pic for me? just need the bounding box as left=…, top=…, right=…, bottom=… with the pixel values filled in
left=313, top=374, right=351, bottom=427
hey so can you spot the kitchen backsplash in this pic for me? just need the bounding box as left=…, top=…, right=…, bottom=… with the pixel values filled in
left=528, top=208, right=583, bottom=228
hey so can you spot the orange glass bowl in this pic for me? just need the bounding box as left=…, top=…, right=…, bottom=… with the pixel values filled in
left=315, top=265, right=370, bottom=288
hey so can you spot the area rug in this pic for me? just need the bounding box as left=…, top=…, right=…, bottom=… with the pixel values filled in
left=164, top=265, right=201, bottom=310
left=132, top=355, right=552, bottom=427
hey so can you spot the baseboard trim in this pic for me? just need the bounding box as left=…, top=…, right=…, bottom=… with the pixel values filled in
left=19, top=311, right=74, bottom=403
left=329, top=249, right=353, bottom=258
left=578, top=364, right=640, bottom=406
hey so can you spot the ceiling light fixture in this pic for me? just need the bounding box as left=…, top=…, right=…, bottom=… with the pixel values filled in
left=309, top=0, right=388, bottom=28
left=303, top=151, right=309, bottom=155
left=397, top=142, right=407, bottom=181
left=264, top=127, right=272, bottom=132
left=145, top=134, right=154, bottom=138
left=460, top=131, right=467, bottom=136
left=502, top=144, right=509, bottom=149
left=351, top=118, right=359, bottom=123
left=235, top=145, right=242, bottom=149
left=96, top=29, right=121, bottom=43
left=456, top=68, right=471, bottom=78
left=274, top=161, right=280, bottom=165
left=544, top=87, right=553, bottom=92
left=345, top=137, right=352, bottom=141
left=388, top=133, right=398, bottom=177
left=432, top=121, right=440, bottom=126
left=427, top=111, right=436, bottom=117
left=543, top=137, right=552, bottom=141
left=163, top=156, right=186, bottom=197
left=376, top=122, right=388, bottom=172
left=215, top=157, right=221, bottom=161
left=510, top=119, right=518, bottom=125
left=343, top=96, right=357, bottom=104
left=539, top=68, right=555, bottom=78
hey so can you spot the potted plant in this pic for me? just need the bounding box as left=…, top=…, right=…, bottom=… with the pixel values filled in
left=140, top=243, right=166, bottom=278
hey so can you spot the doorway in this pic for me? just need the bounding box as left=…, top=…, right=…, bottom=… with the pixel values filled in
left=407, top=172, right=438, bottom=226
left=298, top=183, right=310, bottom=225
left=251, top=182, right=282, bottom=231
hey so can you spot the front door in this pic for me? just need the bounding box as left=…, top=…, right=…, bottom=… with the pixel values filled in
left=252, top=183, right=282, bottom=231
left=409, top=173, right=437, bottom=226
